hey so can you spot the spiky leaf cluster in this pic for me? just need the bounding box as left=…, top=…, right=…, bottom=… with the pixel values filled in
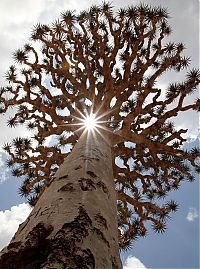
left=0, top=2, right=199, bottom=250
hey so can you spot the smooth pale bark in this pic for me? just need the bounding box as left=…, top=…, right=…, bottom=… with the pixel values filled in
left=0, top=131, right=122, bottom=269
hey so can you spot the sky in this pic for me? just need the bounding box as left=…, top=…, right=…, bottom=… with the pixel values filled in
left=0, top=0, right=199, bottom=268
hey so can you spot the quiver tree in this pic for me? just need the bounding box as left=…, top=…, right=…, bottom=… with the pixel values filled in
left=0, top=2, right=199, bottom=268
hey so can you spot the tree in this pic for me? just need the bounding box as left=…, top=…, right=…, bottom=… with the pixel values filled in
left=0, top=2, right=199, bottom=268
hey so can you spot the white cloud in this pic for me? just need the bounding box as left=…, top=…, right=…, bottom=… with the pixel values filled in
left=186, top=207, right=199, bottom=222
left=0, top=0, right=46, bottom=26
left=0, top=203, right=31, bottom=250
left=0, top=150, right=10, bottom=183
left=123, top=256, right=147, bottom=269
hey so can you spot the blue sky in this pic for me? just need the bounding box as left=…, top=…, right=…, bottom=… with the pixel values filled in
left=0, top=0, right=199, bottom=268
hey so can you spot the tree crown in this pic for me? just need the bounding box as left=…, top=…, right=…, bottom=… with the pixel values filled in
left=0, top=2, right=199, bottom=250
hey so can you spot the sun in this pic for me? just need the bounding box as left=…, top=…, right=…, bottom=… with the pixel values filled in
left=83, top=113, right=97, bottom=131
left=70, top=105, right=110, bottom=135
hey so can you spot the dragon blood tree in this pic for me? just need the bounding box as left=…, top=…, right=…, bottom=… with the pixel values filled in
left=0, top=2, right=199, bottom=269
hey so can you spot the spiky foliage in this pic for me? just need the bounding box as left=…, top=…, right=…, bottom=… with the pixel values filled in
left=0, top=3, right=199, bottom=250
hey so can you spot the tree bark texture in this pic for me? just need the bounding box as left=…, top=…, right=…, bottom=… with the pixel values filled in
left=0, top=132, right=122, bottom=269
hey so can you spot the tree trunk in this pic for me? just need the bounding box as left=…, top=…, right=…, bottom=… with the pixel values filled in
left=0, top=132, right=122, bottom=269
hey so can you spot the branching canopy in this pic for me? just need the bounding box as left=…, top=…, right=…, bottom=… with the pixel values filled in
left=0, top=2, right=199, bottom=250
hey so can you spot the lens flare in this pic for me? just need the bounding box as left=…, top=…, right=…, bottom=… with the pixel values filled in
left=83, top=113, right=97, bottom=131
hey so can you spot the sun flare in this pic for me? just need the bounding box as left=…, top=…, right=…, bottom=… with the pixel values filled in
left=70, top=105, right=112, bottom=136
left=83, top=113, right=97, bottom=131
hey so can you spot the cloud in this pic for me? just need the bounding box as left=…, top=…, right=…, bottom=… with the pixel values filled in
left=0, top=150, right=11, bottom=183
left=186, top=207, right=199, bottom=222
left=123, top=256, right=147, bottom=269
left=0, top=0, right=46, bottom=26
left=0, top=203, right=31, bottom=250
